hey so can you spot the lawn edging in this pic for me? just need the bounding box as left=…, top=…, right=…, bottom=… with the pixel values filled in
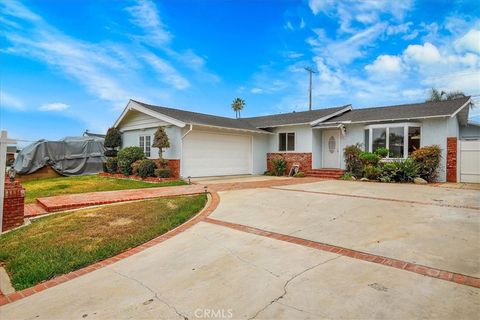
left=0, top=192, right=220, bottom=306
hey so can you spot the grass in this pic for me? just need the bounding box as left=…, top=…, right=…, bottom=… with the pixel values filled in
left=0, top=194, right=207, bottom=290
left=22, top=175, right=188, bottom=203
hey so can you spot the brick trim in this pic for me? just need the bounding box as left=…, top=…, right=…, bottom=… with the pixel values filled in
left=267, top=152, right=312, bottom=174
left=203, top=217, right=480, bottom=289
left=446, top=137, right=457, bottom=182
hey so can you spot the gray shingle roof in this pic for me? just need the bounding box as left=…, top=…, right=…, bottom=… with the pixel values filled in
left=243, top=105, right=350, bottom=127
left=132, top=100, right=268, bottom=133
left=321, top=97, right=471, bottom=124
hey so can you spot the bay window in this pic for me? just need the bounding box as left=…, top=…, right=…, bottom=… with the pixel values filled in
left=364, top=123, right=421, bottom=158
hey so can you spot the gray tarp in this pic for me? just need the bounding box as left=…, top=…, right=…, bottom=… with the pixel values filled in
left=14, top=136, right=106, bottom=176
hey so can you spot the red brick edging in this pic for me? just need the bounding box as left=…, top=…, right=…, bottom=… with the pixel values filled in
left=203, top=217, right=480, bottom=289
left=0, top=192, right=220, bottom=306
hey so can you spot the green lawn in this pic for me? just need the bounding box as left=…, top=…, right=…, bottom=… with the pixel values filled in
left=22, top=175, right=188, bottom=203
left=0, top=194, right=207, bottom=290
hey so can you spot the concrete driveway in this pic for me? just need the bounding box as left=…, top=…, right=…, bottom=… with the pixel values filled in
left=1, top=180, right=479, bottom=319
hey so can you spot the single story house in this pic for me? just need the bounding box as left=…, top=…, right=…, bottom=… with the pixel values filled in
left=113, top=96, right=478, bottom=182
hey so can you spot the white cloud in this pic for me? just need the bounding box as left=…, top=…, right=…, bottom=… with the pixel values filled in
left=39, top=102, right=69, bottom=111
left=365, top=55, right=403, bottom=73
left=455, top=29, right=480, bottom=54
left=142, top=53, right=190, bottom=90
left=300, top=18, right=306, bottom=29
left=403, top=42, right=441, bottom=64
left=1, top=91, right=25, bottom=110
left=284, top=21, right=294, bottom=30
left=250, top=88, right=263, bottom=94
left=125, top=0, right=171, bottom=46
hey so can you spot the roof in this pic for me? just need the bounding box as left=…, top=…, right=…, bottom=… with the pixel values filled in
left=243, top=105, right=350, bottom=127
left=320, top=97, right=471, bottom=124
left=132, top=100, right=268, bottom=133
left=83, top=131, right=106, bottom=138
left=6, top=146, right=17, bottom=153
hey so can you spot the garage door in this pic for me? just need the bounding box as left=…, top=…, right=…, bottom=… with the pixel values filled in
left=460, top=139, right=480, bottom=183
left=182, top=131, right=252, bottom=177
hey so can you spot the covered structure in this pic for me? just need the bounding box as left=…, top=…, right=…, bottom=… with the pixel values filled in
left=14, top=136, right=106, bottom=176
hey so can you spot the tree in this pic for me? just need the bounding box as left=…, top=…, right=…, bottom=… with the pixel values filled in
left=231, top=97, right=245, bottom=119
left=104, top=127, right=122, bottom=157
left=426, top=88, right=466, bottom=102
left=152, top=127, right=170, bottom=159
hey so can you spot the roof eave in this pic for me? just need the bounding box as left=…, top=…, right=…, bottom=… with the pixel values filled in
left=309, top=105, right=353, bottom=126
left=192, top=123, right=273, bottom=135
left=114, top=100, right=187, bottom=129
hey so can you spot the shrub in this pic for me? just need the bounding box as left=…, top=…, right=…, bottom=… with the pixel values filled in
left=131, top=160, right=141, bottom=175
left=104, top=127, right=122, bottom=156
left=340, top=172, right=355, bottom=180
left=411, top=145, right=442, bottom=182
left=271, top=157, right=287, bottom=176
left=363, top=165, right=381, bottom=180
left=264, top=170, right=274, bottom=176
left=293, top=171, right=305, bottom=178
left=104, top=149, right=118, bottom=157
left=105, top=157, right=118, bottom=173
left=154, top=158, right=169, bottom=169
left=374, top=147, right=389, bottom=158
left=344, top=144, right=363, bottom=178
left=137, top=159, right=156, bottom=178
left=359, top=152, right=381, bottom=166
left=155, top=168, right=171, bottom=178
left=379, top=162, right=398, bottom=182
left=395, top=158, right=419, bottom=182
left=117, top=147, right=145, bottom=175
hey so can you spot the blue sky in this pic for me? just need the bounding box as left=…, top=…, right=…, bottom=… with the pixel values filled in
left=1, top=0, right=479, bottom=145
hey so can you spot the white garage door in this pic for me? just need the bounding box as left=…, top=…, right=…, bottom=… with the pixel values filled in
left=460, top=139, right=480, bottom=183
left=182, top=131, right=252, bottom=177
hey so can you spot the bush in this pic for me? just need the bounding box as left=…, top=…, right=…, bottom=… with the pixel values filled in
left=117, top=147, right=145, bottom=175
left=137, top=159, right=156, bottom=178
left=105, top=157, right=118, bottom=173
left=104, top=127, right=122, bottom=156
left=374, top=147, right=389, bottom=158
left=395, top=158, right=419, bottom=182
left=152, top=127, right=170, bottom=158
left=341, top=172, right=355, bottom=180
left=154, top=158, right=169, bottom=169
left=411, top=145, right=441, bottom=182
left=379, top=162, right=398, bottom=182
left=271, top=157, right=287, bottom=176
left=104, top=149, right=118, bottom=157
left=363, top=165, right=381, bottom=180
left=344, top=144, right=363, bottom=178
left=293, top=171, right=305, bottom=178
left=264, top=170, right=274, bottom=176
left=359, top=152, right=381, bottom=166
left=155, top=168, right=171, bottom=178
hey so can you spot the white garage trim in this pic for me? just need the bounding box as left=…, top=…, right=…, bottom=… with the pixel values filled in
left=181, top=129, right=253, bottom=178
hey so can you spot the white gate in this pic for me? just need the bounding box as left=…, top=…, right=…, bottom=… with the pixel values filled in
left=460, top=139, right=480, bottom=183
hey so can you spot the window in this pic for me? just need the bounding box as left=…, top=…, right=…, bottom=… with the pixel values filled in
left=279, top=132, right=295, bottom=151
left=365, top=123, right=421, bottom=158
left=139, top=135, right=151, bottom=157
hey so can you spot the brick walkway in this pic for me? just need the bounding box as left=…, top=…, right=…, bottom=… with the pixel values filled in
left=33, top=177, right=325, bottom=214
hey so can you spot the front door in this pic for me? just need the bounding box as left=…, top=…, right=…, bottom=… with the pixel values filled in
left=322, top=130, right=340, bottom=168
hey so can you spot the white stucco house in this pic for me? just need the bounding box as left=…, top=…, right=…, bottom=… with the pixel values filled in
left=113, top=97, right=478, bottom=182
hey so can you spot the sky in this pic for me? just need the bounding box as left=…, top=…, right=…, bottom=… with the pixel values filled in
left=1, top=0, right=480, bottom=145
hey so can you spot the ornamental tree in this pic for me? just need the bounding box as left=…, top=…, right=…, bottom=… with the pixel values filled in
left=152, top=127, right=170, bottom=159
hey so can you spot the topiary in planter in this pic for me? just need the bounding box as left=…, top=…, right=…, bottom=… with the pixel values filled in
left=137, top=159, right=156, bottom=178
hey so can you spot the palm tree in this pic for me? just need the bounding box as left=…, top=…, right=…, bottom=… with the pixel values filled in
left=231, top=98, right=245, bottom=119
left=426, top=88, right=466, bottom=102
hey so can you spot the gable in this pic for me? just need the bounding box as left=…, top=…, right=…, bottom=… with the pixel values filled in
left=116, top=109, right=172, bottom=131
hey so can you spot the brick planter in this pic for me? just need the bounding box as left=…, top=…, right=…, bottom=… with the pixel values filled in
left=3, top=179, right=25, bottom=232
left=267, top=153, right=312, bottom=175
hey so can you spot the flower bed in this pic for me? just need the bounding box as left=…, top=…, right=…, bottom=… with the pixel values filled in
left=99, top=172, right=179, bottom=183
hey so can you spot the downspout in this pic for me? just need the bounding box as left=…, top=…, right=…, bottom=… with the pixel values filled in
left=180, top=124, right=193, bottom=178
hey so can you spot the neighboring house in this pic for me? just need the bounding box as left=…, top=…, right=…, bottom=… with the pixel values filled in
left=113, top=97, right=476, bottom=182
left=6, top=146, right=17, bottom=164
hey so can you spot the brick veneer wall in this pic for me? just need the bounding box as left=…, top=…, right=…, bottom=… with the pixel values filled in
left=2, top=179, right=25, bottom=232
left=267, top=153, right=312, bottom=175
left=446, top=137, right=457, bottom=183
left=153, top=159, right=180, bottom=179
